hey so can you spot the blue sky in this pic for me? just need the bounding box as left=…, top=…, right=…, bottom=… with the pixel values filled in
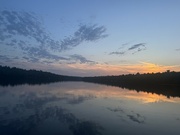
left=0, top=0, right=180, bottom=76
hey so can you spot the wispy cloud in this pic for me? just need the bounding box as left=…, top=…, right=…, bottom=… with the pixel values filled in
left=128, top=43, right=146, bottom=50
left=0, top=10, right=58, bottom=62
left=0, top=55, right=12, bottom=62
left=118, top=41, right=133, bottom=50
left=109, top=51, right=125, bottom=55
left=109, top=43, right=146, bottom=56
left=70, top=54, right=95, bottom=64
left=176, top=48, right=180, bottom=51
left=60, top=24, right=108, bottom=51
left=1, top=10, right=108, bottom=52
left=24, top=47, right=69, bottom=62
left=0, top=10, right=49, bottom=45
left=0, top=10, right=107, bottom=65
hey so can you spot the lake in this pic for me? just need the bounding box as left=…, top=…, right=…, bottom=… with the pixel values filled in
left=0, top=82, right=180, bottom=135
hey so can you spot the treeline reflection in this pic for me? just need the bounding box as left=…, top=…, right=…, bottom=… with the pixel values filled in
left=83, top=71, right=180, bottom=98
left=0, top=65, right=180, bottom=98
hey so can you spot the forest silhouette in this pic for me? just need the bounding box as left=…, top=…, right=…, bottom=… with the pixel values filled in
left=83, top=71, right=180, bottom=98
left=0, top=65, right=81, bottom=86
left=0, top=65, right=180, bottom=97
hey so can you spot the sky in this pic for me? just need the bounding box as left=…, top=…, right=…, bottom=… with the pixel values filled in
left=0, top=0, right=180, bottom=76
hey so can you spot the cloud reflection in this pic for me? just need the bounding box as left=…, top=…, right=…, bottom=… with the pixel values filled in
left=0, top=84, right=103, bottom=135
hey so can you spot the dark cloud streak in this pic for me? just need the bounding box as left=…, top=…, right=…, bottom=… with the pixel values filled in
left=109, top=43, right=146, bottom=56
left=109, top=51, right=125, bottom=55
left=128, top=43, right=146, bottom=50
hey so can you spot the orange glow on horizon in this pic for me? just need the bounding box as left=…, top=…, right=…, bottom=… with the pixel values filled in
left=53, top=61, right=180, bottom=76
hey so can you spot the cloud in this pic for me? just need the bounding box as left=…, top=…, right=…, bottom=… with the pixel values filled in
left=70, top=54, right=95, bottom=64
left=132, top=47, right=146, bottom=54
left=0, top=10, right=68, bottom=55
left=25, top=47, right=68, bottom=61
left=60, top=24, right=108, bottom=51
left=0, top=10, right=49, bottom=45
left=0, top=10, right=107, bottom=65
left=118, top=41, right=133, bottom=50
left=176, top=48, right=180, bottom=51
left=0, top=55, right=12, bottom=62
left=76, top=24, right=108, bottom=41
left=109, top=43, right=146, bottom=56
left=109, top=51, right=125, bottom=55
left=128, top=43, right=146, bottom=50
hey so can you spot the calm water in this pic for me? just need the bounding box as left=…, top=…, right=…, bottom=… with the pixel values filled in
left=0, top=82, right=180, bottom=135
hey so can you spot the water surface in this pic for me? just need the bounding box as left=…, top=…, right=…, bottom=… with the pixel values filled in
left=0, top=82, right=180, bottom=135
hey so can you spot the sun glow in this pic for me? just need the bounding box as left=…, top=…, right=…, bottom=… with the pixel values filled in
left=52, top=61, right=180, bottom=76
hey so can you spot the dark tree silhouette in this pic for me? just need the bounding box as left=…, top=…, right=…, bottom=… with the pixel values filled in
left=1, top=65, right=180, bottom=97
left=83, top=71, right=180, bottom=98
left=0, top=65, right=82, bottom=86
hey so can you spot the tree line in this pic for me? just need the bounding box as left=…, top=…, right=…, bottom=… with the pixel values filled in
left=1, top=65, right=180, bottom=97
left=83, top=71, right=180, bottom=97
left=0, top=65, right=81, bottom=86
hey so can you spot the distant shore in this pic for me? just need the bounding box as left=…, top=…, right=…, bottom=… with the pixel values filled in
left=1, top=65, right=180, bottom=98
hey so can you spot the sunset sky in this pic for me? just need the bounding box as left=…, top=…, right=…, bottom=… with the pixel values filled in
left=0, top=0, right=180, bottom=76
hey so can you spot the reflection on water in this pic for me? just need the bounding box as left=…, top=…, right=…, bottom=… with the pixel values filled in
left=0, top=82, right=180, bottom=135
